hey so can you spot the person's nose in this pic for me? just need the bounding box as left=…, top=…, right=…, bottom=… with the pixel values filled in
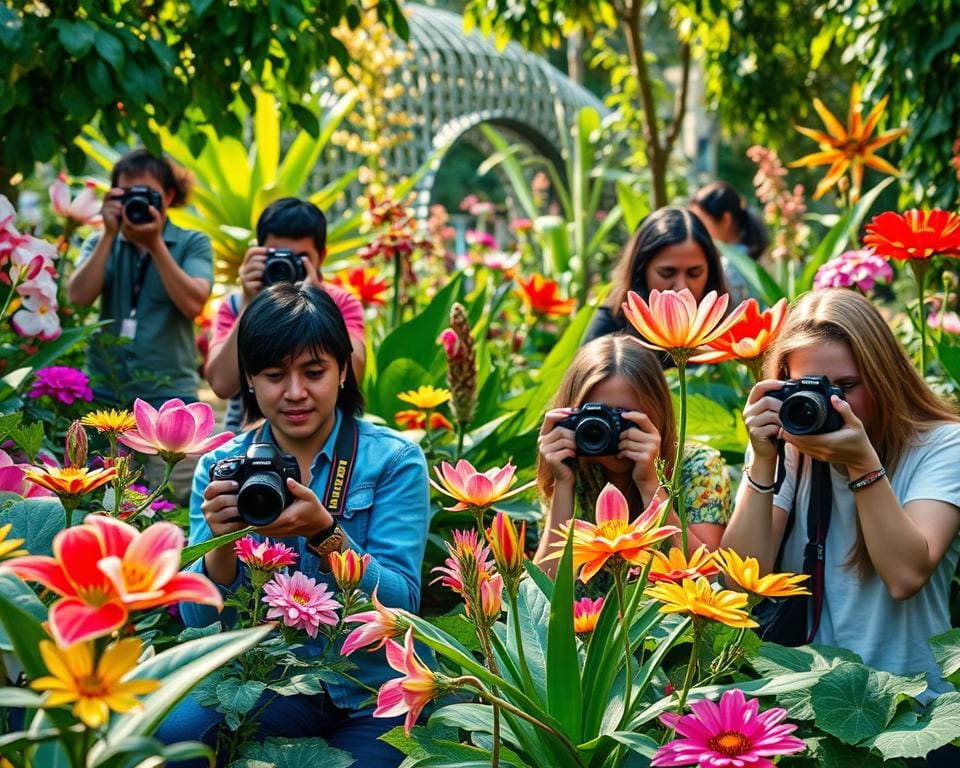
left=284, top=374, right=307, bottom=400
left=672, top=276, right=690, bottom=292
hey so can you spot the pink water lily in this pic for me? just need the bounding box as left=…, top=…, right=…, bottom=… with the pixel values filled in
left=119, top=398, right=234, bottom=462
left=49, top=175, right=101, bottom=225
left=430, top=459, right=535, bottom=513
left=0, top=515, right=222, bottom=646
left=374, top=627, right=446, bottom=735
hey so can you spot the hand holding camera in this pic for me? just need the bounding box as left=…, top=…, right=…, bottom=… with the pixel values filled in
left=104, top=185, right=165, bottom=248
left=239, top=247, right=314, bottom=304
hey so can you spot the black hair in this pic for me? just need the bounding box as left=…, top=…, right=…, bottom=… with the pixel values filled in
left=256, top=197, right=328, bottom=257
left=237, top=283, right=363, bottom=422
left=111, top=149, right=192, bottom=207
left=607, top=206, right=729, bottom=317
left=690, top=181, right=769, bottom=260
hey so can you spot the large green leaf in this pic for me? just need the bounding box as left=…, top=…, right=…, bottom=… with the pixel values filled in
left=545, top=524, right=581, bottom=743
left=0, top=573, right=52, bottom=679
left=0, top=573, right=46, bottom=651
left=234, top=737, right=355, bottom=768
left=930, top=629, right=960, bottom=685
left=810, top=662, right=905, bottom=745
left=503, top=578, right=549, bottom=696
left=0, top=497, right=65, bottom=557
left=716, top=242, right=785, bottom=306
left=862, top=691, right=960, bottom=759
left=179, top=526, right=252, bottom=568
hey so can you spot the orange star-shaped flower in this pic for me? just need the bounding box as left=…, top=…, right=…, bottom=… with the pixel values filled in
left=515, top=273, right=576, bottom=317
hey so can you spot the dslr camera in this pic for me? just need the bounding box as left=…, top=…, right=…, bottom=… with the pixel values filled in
left=770, top=375, right=844, bottom=435
left=209, top=443, right=301, bottom=526
left=119, top=186, right=164, bottom=225
left=263, top=248, right=306, bottom=286
left=555, top=402, right=630, bottom=456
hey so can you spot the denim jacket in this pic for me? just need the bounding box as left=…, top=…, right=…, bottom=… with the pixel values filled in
left=180, top=409, right=430, bottom=712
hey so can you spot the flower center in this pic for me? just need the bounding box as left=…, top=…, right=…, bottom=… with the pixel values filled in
left=709, top=731, right=751, bottom=756
left=597, top=520, right=628, bottom=539
left=292, top=592, right=310, bottom=605
left=77, top=674, right=107, bottom=697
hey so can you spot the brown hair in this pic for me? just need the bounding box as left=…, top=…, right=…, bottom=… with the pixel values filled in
left=536, top=335, right=678, bottom=508
left=111, top=148, right=193, bottom=208
left=766, top=289, right=959, bottom=575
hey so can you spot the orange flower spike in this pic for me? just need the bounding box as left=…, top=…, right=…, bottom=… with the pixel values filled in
left=554, top=483, right=678, bottom=584
left=689, top=298, right=789, bottom=366
left=622, top=289, right=749, bottom=363
left=329, top=549, right=371, bottom=592
left=648, top=545, right=720, bottom=585
left=516, top=273, right=576, bottom=317
left=790, top=83, right=908, bottom=201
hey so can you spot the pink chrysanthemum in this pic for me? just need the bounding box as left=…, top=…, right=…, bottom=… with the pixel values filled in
left=813, top=249, right=893, bottom=292
left=262, top=571, right=340, bottom=637
left=653, top=688, right=805, bottom=768
left=28, top=366, right=93, bottom=405
left=235, top=536, right=297, bottom=572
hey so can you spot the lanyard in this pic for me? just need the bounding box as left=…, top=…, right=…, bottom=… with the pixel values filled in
left=128, top=252, right=151, bottom=319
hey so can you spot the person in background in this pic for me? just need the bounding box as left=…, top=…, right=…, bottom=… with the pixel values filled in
left=690, top=181, right=769, bottom=302
left=534, top=335, right=731, bottom=579
left=68, top=148, right=212, bottom=407
left=205, top=198, right=365, bottom=433
left=582, top=207, right=730, bottom=348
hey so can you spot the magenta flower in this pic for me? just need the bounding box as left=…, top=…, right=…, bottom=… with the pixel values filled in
left=465, top=230, right=497, bottom=250
left=235, top=536, right=298, bottom=572
left=813, top=249, right=893, bottom=292
left=341, top=586, right=408, bottom=656
left=374, top=627, right=445, bottom=735
left=119, top=398, right=234, bottom=463
left=262, top=571, right=340, bottom=638
left=28, top=367, right=93, bottom=405
left=0, top=449, right=54, bottom=498
left=653, top=688, right=805, bottom=768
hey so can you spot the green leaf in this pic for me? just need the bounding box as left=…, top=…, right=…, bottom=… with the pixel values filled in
left=426, top=611, right=482, bottom=654
left=716, top=242, right=785, bottom=306
left=267, top=670, right=328, bottom=697
left=8, top=421, right=44, bottom=461
left=545, top=523, right=581, bottom=742
left=94, top=28, right=125, bottom=70
left=504, top=578, right=549, bottom=695
left=0, top=412, right=22, bottom=442
left=0, top=573, right=46, bottom=652
left=179, top=526, right=252, bottom=567
left=379, top=722, right=459, bottom=759
left=236, top=736, right=355, bottom=768
left=606, top=731, right=658, bottom=757
left=0, top=688, right=43, bottom=707
left=930, top=629, right=960, bottom=684
left=814, top=735, right=906, bottom=768
left=56, top=21, right=95, bottom=56
left=862, top=691, right=960, bottom=759
left=810, top=662, right=900, bottom=744
left=0, top=497, right=64, bottom=557
left=216, top=678, right=266, bottom=716
left=429, top=703, right=521, bottom=746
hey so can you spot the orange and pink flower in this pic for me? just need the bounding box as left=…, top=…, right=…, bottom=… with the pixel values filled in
left=0, top=515, right=222, bottom=646
left=374, top=627, right=446, bottom=735
left=689, top=298, right=788, bottom=368
left=234, top=536, right=297, bottom=572
left=515, top=273, right=576, bottom=317
left=647, top=545, right=720, bottom=585
left=430, top=529, right=493, bottom=598
left=328, top=549, right=371, bottom=592
left=329, top=267, right=389, bottom=307
left=341, top=587, right=409, bottom=656
left=262, top=571, right=340, bottom=638
left=431, top=459, right=535, bottom=513
left=573, top=596, right=604, bottom=635
left=486, top=510, right=526, bottom=580
left=119, top=398, right=234, bottom=463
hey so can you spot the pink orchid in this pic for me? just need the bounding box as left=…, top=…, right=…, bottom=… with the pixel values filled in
left=119, top=398, right=234, bottom=462
left=430, top=459, right=535, bottom=513
left=374, top=627, right=445, bottom=735
left=0, top=515, right=223, bottom=646
left=929, top=311, right=960, bottom=335
left=12, top=294, right=61, bottom=340
left=235, top=536, right=298, bottom=571
left=262, top=571, right=340, bottom=638
left=49, top=175, right=101, bottom=225
left=17, top=269, right=58, bottom=303
left=341, top=587, right=408, bottom=656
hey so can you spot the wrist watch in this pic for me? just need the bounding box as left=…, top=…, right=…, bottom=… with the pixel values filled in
left=306, top=521, right=345, bottom=559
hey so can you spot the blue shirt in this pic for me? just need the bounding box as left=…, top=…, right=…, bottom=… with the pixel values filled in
left=180, top=409, right=431, bottom=712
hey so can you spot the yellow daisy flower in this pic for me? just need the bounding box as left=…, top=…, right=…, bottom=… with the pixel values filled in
left=717, top=549, right=811, bottom=599
left=645, top=577, right=758, bottom=629
left=397, top=385, right=451, bottom=410
left=80, top=409, right=136, bottom=434
left=31, top=639, right=160, bottom=729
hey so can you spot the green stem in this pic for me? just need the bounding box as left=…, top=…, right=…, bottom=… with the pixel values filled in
left=675, top=621, right=703, bottom=714
left=506, top=587, right=534, bottom=692
left=455, top=422, right=466, bottom=462
left=61, top=497, right=79, bottom=528
left=391, top=250, right=401, bottom=329
left=614, top=564, right=632, bottom=713
left=476, top=628, right=501, bottom=768
left=0, top=271, right=22, bottom=320
left=668, top=359, right=689, bottom=554
left=915, top=262, right=928, bottom=374
left=124, top=461, right=175, bottom=523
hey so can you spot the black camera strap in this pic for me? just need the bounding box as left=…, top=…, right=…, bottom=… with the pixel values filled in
left=252, top=413, right=359, bottom=515
left=128, top=251, right=151, bottom=319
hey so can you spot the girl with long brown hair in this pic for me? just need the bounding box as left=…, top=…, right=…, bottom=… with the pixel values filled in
left=722, top=289, right=960, bottom=700
left=534, top=335, right=731, bottom=576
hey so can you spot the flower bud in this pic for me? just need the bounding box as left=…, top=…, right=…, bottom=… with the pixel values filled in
left=65, top=420, right=88, bottom=468
left=441, top=303, right=477, bottom=427
left=487, top=511, right=526, bottom=580
left=329, top=549, right=371, bottom=591
left=479, top=573, right=503, bottom=621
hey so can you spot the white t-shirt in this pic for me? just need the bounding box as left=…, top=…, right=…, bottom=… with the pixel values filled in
left=771, top=423, right=960, bottom=700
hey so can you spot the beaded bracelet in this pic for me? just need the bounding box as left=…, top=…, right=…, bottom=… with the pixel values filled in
left=848, top=467, right=886, bottom=492
left=744, top=467, right=776, bottom=494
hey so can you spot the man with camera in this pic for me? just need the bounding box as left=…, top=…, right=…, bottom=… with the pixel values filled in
left=68, top=149, right=213, bottom=408
left=205, top=197, right=365, bottom=432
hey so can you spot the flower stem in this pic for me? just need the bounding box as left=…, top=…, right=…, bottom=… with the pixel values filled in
left=476, top=628, right=501, bottom=768
left=124, top=461, right=174, bottom=523
left=455, top=422, right=466, bottom=462
left=668, top=359, right=689, bottom=554
left=391, top=250, right=401, bottom=329
left=913, top=261, right=929, bottom=374
left=61, top=496, right=79, bottom=528
left=675, top=621, right=703, bottom=714
left=614, top=563, right=632, bottom=714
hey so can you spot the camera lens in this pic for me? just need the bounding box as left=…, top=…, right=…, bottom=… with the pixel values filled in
left=263, top=258, right=297, bottom=286
left=575, top=417, right=614, bottom=455
left=236, top=471, right=285, bottom=526
left=124, top=198, right=152, bottom=225
left=781, top=392, right=828, bottom=435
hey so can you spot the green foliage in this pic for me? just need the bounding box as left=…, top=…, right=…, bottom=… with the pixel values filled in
left=0, top=0, right=408, bottom=184
left=234, top=737, right=354, bottom=768
left=0, top=497, right=65, bottom=557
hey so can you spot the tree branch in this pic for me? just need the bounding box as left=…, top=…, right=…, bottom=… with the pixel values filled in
left=664, top=40, right=691, bottom=157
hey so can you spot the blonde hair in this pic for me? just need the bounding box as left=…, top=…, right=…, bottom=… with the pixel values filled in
left=766, top=289, right=958, bottom=575
left=536, top=335, right=677, bottom=506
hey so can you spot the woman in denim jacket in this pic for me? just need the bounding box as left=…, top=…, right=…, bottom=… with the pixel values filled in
left=161, top=283, right=430, bottom=765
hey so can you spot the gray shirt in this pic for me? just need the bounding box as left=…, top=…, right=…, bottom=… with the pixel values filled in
left=79, top=220, right=213, bottom=405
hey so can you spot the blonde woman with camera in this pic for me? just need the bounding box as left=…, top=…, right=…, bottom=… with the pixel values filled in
left=534, top=335, right=731, bottom=578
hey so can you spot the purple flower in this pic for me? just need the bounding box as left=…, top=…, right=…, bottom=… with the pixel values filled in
left=28, top=366, right=93, bottom=405
left=814, top=249, right=893, bottom=292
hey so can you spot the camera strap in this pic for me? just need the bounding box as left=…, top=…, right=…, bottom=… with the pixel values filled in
left=128, top=252, right=151, bottom=319
left=322, top=415, right=358, bottom=516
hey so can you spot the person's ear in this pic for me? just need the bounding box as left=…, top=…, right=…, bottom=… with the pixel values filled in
left=163, top=188, right=175, bottom=210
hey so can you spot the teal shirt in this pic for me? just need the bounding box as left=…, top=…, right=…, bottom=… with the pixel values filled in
left=80, top=220, right=213, bottom=405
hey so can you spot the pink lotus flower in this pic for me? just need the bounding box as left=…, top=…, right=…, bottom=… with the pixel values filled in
left=813, top=249, right=894, bottom=292
left=341, top=587, right=408, bottom=655
left=374, top=627, right=445, bottom=735
left=235, top=536, right=298, bottom=572
left=119, top=398, right=234, bottom=463
left=28, top=366, right=93, bottom=405
left=262, top=571, right=340, bottom=638
left=653, top=688, right=805, bottom=767
left=12, top=294, right=60, bottom=340
left=0, top=514, right=223, bottom=646
left=49, top=174, right=101, bottom=225
left=0, top=449, right=54, bottom=498
left=431, top=459, right=535, bottom=513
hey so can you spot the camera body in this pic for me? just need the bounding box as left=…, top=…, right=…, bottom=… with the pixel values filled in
left=263, top=248, right=306, bottom=286
left=770, top=375, right=844, bottom=435
left=555, top=402, right=630, bottom=456
left=120, top=186, right=164, bottom=225
left=209, top=443, right=301, bottom=526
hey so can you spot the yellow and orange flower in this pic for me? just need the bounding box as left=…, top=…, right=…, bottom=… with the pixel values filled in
left=31, top=638, right=159, bottom=729
left=330, top=267, right=389, bottom=307
left=397, top=385, right=451, bottom=410
left=573, top=596, right=604, bottom=635
left=516, top=273, right=576, bottom=317
left=550, top=483, right=678, bottom=583
left=394, top=410, right=454, bottom=432
left=329, top=549, right=371, bottom=592
left=790, top=83, right=908, bottom=201
left=689, top=298, right=788, bottom=374
left=645, top=577, right=757, bottom=629
left=647, top=545, right=720, bottom=585
left=486, top=510, right=526, bottom=580
left=716, top=549, right=810, bottom=600
left=622, top=289, right=748, bottom=363
left=80, top=408, right=136, bottom=434
left=863, top=209, right=960, bottom=263
left=431, top=459, right=535, bottom=513
left=24, top=465, right=117, bottom=499
left=0, top=523, right=26, bottom=560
